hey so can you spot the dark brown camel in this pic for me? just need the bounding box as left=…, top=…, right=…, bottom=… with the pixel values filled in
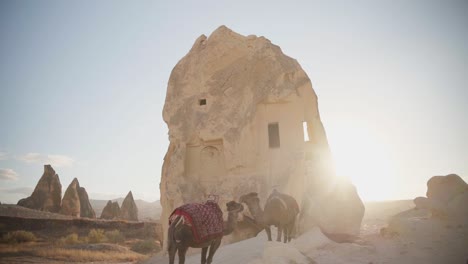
left=239, top=190, right=299, bottom=243
left=168, top=201, right=244, bottom=264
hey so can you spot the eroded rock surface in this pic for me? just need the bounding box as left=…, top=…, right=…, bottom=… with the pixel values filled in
left=101, top=200, right=121, bottom=220
left=18, top=164, right=62, bottom=213
left=60, top=178, right=81, bottom=217
left=78, top=186, right=96, bottom=218
left=120, top=191, right=138, bottom=221
left=413, top=174, right=468, bottom=221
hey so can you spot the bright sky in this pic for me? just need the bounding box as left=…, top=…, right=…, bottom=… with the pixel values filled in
left=0, top=0, right=467, bottom=203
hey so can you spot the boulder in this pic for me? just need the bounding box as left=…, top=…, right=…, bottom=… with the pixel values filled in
left=78, top=186, right=96, bottom=218
left=17, top=164, right=62, bottom=212
left=160, top=25, right=343, bottom=249
left=299, top=178, right=365, bottom=237
left=60, top=178, right=80, bottom=217
left=413, top=174, right=468, bottom=220
left=426, top=174, right=467, bottom=203
left=446, top=190, right=468, bottom=221
left=120, top=191, right=138, bottom=221
left=100, top=200, right=121, bottom=220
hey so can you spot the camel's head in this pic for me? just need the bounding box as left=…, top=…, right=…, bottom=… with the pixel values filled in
left=226, top=201, right=244, bottom=213
left=239, top=192, right=260, bottom=206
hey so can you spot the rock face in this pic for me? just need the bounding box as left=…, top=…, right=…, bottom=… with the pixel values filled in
left=60, top=178, right=96, bottom=218
left=426, top=174, right=467, bottom=203
left=100, top=201, right=121, bottom=220
left=18, top=164, right=62, bottom=213
left=60, top=178, right=81, bottom=217
left=120, top=191, right=138, bottom=221
left=78, top=186, right=96, bottom=218
left=159, top=26, right=364, bottom=247
left=413, top=174, right=468, bottom=221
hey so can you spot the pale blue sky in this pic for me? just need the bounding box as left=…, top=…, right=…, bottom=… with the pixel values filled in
left=1, top=0, right=467, bottom=203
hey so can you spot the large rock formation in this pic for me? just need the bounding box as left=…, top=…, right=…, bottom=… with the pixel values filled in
left=60, top=178, right=81, bottom=217
left=100, top=200, right=121, bottom=220
left=18, top=164, right=62, bottom=213
left=159, top=26, right=364, bottom=247
left=78, top=185, right=96, bottom=218
left=413, top=174, right=468, bottom=221
left=120, top=191, right=138, bottom=221
left=60, top=178, right=96, bottom=218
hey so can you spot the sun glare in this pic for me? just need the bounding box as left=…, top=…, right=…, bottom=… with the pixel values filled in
left=327, top=122, right=396, bottom=201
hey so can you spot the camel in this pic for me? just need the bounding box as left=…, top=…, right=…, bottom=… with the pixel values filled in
left=239, top=190, right=299, bottom=243
left=168, top=201, right=244, bottom=264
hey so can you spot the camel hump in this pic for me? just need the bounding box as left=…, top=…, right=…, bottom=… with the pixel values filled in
left=268, top=190, right=300, bottom=214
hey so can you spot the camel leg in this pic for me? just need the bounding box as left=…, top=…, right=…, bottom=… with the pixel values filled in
left=207, top=239, right=221, bottom=264
left=168, top=245, right=177, bottom=264
left=283, top=226, right=288, bottom=243
left=277, top=226, right=282, bottom=242
left=177, top=245, right=188, bottom=264
left=287, top=222, right=294, bottom=242
left=265, top=226, right=272, bottom=241
left=201, top=247, right=208, bottom=264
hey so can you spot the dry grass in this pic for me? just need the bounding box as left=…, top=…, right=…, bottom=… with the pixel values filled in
left=0, top=242, right=146, bottom=263
left=34, top=248, right=145, bottom=262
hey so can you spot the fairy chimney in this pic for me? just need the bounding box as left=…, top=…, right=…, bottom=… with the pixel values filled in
left=18, top=164, right=62, bottom=212
left=160, top=26, right=364, bottom=247
left=120, top=191, right=138, bottom=221
left=60, top=178, right=81, bottom=217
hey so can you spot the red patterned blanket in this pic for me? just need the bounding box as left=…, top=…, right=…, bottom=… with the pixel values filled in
left=169, top=201, right=224, bottom=243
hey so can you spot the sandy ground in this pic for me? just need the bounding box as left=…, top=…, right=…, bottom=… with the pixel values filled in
left=143, top=200, right=468, bottom=264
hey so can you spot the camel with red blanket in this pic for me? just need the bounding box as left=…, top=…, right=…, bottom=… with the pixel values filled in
left=168, top=200, right=244, bottom=264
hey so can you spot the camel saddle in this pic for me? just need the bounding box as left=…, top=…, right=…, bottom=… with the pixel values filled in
left=169, top=201, right=224, bottom=243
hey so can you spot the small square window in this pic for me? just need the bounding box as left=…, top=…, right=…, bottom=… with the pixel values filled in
left=199, top=99, right=207, bottom=106
left=268, top=123, right=280, bottom=148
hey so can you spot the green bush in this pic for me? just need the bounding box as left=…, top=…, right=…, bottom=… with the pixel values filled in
left=65, top=233, right=80, bottom=244
left=131, top=239, right=160, bottom=254
left=105, top=230, right=125, bottom=244
left=2, top=230, right=37, bottom=244
left=87, top=229, right=106, bottom=243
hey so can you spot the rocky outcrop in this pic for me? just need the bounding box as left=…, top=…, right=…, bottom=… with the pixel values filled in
left=413, top=174, right=468, bottom=221
left=78, top=186, right=96, bottom=218
left=100, top=201, right=121, bottom=220
left=299, top=178, right=364, bottom=238
left=60, top=178, right=80, bottom=217
left=160, top=26, right=363, bottom=248
left=18, top=164, right=62, bottom=213
left=60, top=178, right=96, bottom=218
left=120, top=191, right=138, bottom=221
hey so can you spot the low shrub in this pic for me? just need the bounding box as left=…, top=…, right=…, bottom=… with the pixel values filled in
left=87, top=229, right=106, bottom=244
left=105, top=230, right=125, bottom=244
left=1, top=230, right=36, bottom=244
left=56, top=233, right=80, bottom=246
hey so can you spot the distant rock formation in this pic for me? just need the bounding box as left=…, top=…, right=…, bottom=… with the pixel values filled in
left=60, top=178, right=80, bottom=217
left=101, top=200, right=121, bottom=219
left=120, top=191, right=138, bottom=221
left=78, top=186, right=96, bottom=218
left=18, top=164, right=62, bottom=213
left=413, top=174, right=468, bottom=221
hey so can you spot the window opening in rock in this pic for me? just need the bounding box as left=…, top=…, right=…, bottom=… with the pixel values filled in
left=268, top=123, right=280, bottom=148
left=303, top=121, right=310, bottom=142
left=199, top=99, right=207, bottom=105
